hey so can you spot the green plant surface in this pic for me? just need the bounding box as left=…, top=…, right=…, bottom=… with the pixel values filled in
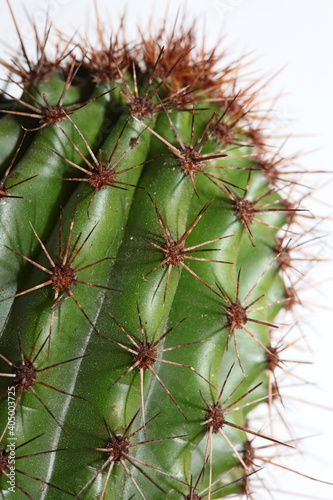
left=0, top=3, right=330, bottom=500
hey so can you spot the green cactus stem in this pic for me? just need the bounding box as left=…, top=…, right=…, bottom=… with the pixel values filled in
left=0, top=5, right=328, bottom=500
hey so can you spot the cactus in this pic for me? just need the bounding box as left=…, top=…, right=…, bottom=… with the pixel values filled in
left=0, top=3, right=330, bottom=499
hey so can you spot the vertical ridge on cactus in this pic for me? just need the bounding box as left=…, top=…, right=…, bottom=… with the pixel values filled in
left=0, top=2, right=331, bottom=499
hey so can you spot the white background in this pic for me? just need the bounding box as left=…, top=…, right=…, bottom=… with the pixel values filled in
left=1, top=1, right=332, bottom=498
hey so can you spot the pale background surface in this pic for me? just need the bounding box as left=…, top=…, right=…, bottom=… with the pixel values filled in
left=0, top=1, right=332, bottom=498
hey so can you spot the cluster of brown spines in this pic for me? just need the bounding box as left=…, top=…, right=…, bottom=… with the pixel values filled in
left=0, top=448, right=9, bottom=475
left=133, top=343, right=157, bottom=371
left=106, top=434, right=130, bottom=463
left=0, top=433, right=74, bottom=498
left=205, top=402, right=225, bottom=435
left=1, top=2, right=73, bottom=86
left=13, top=360, right=37, bottom=392
left=0, top=3, right=325, bottom=499
left=51, top=263, right=76, bottom=292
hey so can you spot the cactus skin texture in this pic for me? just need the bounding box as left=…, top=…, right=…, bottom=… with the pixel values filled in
left=0, top=5, right=327, bottom=500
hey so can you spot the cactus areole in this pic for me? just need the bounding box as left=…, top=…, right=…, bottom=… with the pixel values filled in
left=0, top=4, right=326, bottom=500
